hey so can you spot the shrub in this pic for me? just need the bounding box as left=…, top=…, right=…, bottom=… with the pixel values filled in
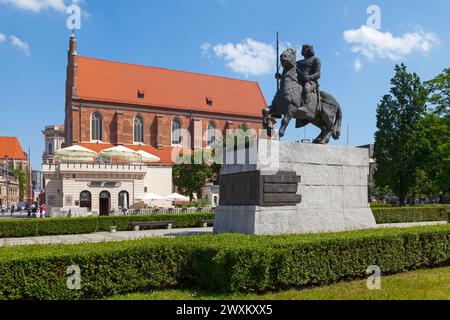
left=0, top=213, right=215, bottom=239
left=0, top=224, right=449, bottom=299
left=370, top=203, right=394, bottom=208
left=372, top=206, right=449, bottom=224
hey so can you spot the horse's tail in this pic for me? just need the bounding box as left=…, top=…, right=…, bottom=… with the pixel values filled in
left=332, top=103, right=342, bottom=140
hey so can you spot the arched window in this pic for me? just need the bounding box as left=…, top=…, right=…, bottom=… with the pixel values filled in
left=172, top=118, right=182, bottom=145
left=118, top=191, right=130, bottom=210
left=207, top=121, right=217, bottom=146
left=134, top=114, right=144, bottom=143
left=80, top=191, right=92, bottom=212
left=91, top=112, right=103, bottom=141
left=48, top=142, right=53, bottom=155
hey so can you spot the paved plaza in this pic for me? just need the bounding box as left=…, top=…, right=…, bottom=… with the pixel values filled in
left=0, top=221, right=447, bottom=248
left=0, top=227, right=213, bottom=247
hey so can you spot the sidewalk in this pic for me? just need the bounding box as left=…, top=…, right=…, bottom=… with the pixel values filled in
left=375, top=221, right=448, bottom=229
left=0, top=221, right=447, bottom=248
left=0, top=227, right=213, bottom=247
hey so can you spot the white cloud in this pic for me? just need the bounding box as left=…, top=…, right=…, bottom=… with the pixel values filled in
left=0, top=0, right=67, bottom=12
left=202, top=38, right=277, bottom=77
left=10, top=35, right=30, bottom=55
left=200, top=43, right=212, bottom=58
left=0, top=33, right=6, bottom=43
left=343, top=25, right=439, bottom=61
left=0, top=0, right=84, bottom=12
left=353, top=58, right=362, bottom=72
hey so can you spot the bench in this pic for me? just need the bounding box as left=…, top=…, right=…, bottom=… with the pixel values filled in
left=199, top=219, right=215, bottom=228
left=130, top=221, right=173, bottom=231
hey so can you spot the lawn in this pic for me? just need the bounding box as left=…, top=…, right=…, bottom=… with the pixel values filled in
left=111, top=266, right=450, bottom=300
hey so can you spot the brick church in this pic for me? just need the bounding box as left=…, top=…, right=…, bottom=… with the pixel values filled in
left=64, top=33, right=266, bottom=162
left=42, top=34, right=267, bottom=215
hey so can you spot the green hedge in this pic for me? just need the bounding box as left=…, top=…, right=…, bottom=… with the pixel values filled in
left=372, top=206, right=449, bottom=224
left=0, top=213, right=215, bottom=239
left=0, top=224, right=449, bottom=299
left=370, top=203, right=394, bottom=208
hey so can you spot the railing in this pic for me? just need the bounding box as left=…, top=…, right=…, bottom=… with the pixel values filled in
left=120, top=207, right=216, bottom=216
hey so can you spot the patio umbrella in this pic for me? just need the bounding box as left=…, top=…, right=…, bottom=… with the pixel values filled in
left=141, top=193, right=165, bottom=201
left=54, top=156, right=96, bottom=163
left=99, top=145, right=141, bottom=162
left=54, top=145, right=97, bottom=162
left=55, top=145, right=97, bottom=159
left=135, top=150, right=160, bottom=163
left=165, top=193, right=189, bottom=202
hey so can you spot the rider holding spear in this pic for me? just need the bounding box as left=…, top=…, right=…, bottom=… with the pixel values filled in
left=275, top=43, right=322, bottom=113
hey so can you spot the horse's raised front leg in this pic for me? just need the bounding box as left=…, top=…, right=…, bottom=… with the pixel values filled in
left=278, top=104, right=297, bottom=138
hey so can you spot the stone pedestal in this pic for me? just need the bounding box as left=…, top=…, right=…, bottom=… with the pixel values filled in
left=214, top=142, right=376, bottom=235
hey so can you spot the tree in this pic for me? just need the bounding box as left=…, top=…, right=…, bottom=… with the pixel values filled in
left=172, top=151, right=215, bottom=201
left=425, top=68, right=450, bottom=117
left=12, top=169, right=27, bottom=201
left=421, top=69, right=450, bottom=202
left=373, top=64, right=428, bottom=206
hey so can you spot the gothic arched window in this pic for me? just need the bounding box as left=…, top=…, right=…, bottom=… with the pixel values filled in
left=91, top=112, right=103, bottom=141
left=172, top=118, right=182, bottom=145
left=207, top=121, right=217, bottom=146
left=134, top=114, right=144, bottom=143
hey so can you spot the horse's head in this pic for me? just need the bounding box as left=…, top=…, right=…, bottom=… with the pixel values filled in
left=280, top=48, right=297, bottom=70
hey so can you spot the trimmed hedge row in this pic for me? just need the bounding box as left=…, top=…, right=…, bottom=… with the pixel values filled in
left=372, top=206, right=449, bottom=224
left=0, top=213, right=215, bottom=238
left=0, top=224, right=449, bottom=299
left=370, top=203, right=394, bottom=208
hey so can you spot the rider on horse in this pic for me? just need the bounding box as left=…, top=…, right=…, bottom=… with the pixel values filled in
left=262, top=45, right=342, bottom=144
left=275, top=44, right=321, bottom=113
left=297, top=45, right=321, bottom=112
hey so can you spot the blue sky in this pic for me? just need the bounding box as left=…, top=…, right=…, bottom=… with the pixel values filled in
left=0, top=0, right=449, bottom=168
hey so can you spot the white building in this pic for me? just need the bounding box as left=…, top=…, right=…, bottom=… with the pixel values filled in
left=43, top=162, right=172, bottom=215
left=43, top=125, right=65, bottom=164
left=202, top=183, right=220, bottom=208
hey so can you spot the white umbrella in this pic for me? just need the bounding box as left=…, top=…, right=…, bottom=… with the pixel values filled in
left=55, top=145, right=97, bottom=159
left=99, top=145, right=141, bottom=162
left=165, top=193, right=189, bottom=202
left=135, top=150, right=161, bottom=163
left=54, top=156, right=96, bottom=163
left=141, top=193, right=165, bottom=201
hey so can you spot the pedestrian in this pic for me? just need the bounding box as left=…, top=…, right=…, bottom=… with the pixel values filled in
left=31, top=204, right=37, bottom=218
left=10, top=204, right=15, bottom=216
left=27, top=205, right=31, bottom=218
left=39, top=204, right=46, bottom=218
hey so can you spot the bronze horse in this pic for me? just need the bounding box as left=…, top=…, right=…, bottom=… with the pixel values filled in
left=262, top=48, right=342, bottom=144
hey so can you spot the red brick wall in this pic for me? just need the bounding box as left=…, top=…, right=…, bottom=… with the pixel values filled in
left=69, top=104, right=262, bottom=148
left=64, top=37, right=264, bottom=148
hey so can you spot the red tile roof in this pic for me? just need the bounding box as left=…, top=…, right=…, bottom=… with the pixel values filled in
left=78, top=143, right=181, bottom=165
left=77, top=57, right=267, bottom=118
left=0, top=137, right=27, bottom=160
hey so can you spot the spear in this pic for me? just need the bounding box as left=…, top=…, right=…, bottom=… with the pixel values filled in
left=276, top=31, right=280, bottom=91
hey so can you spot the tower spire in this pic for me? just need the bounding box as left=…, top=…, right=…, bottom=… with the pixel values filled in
left=69, top=31, right=77, bottom=56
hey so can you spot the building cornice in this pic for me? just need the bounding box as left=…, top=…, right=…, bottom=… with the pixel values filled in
left=71, top=99, right=263, bottom=123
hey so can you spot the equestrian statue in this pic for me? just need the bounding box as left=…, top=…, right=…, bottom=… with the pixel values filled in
left=262, top=45, right=342, bottom=144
